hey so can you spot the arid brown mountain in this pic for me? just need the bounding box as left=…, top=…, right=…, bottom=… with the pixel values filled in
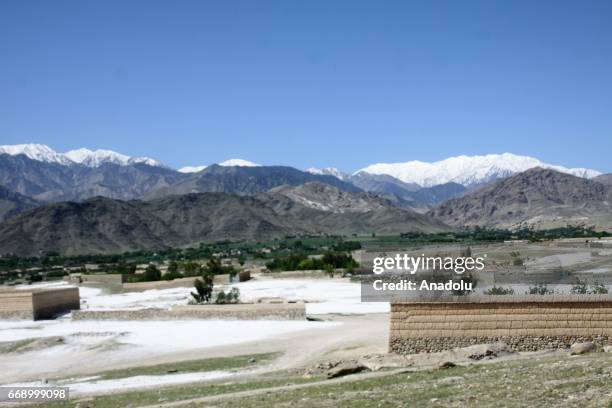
left=0, top=185, right=39, bottom=223
left=307, top=170, right=468, bottom=211
left=270, top=182, right=392, bottom=213
left=428, top=168, right=612, bottom=229
left=144, top=164, right=361, bottom=198
left=0, top=187, right=449, bottom=256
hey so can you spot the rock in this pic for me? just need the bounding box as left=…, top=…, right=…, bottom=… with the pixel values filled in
left=359, top=354, right=411, bottom=371
left=437, top=361, right=456, bottom=369
left=438, top=376, right=465, bottom=385
left=570, top=342, right=596, bottom=355
left=327, top=362, right=369, bottom=379
left=248, top=357, right=257, bottom=363
left=464, top=342, right=514, bottom=360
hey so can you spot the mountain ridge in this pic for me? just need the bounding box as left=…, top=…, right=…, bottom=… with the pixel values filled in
left=356, top=153, right=601, bottom=187
left=428, top=167, right=612, bottom=229
left=0, top=187, right=450, bottom=256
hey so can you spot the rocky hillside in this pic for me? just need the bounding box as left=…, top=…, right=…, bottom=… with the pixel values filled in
left=144, top=164, right=361, bottom=198
left=270, top=182, right=391, bottom=213
left=0, top=185, right=39, bottom=223
left=308, top=169, right=467, bottom=211
left=0, top=189, right=449, bottom=256
left=428, top=168, right=612, bottom=228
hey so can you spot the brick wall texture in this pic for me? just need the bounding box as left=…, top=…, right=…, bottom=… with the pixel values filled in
left=390, top=295, right=612, bottom=354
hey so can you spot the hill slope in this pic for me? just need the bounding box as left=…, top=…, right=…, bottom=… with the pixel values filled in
left=0, top=187, right=449, bottom=256
left=144, top=164, right=361, bottom=198
left=0, top=154, right=187, bottom=202
left=428, top=168, right=612, bottom=229
left=0, top=185, right=39, bottom=223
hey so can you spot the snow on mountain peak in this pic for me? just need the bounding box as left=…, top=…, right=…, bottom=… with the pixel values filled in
left=356, top=153, right=602, bottom=187
left=0, top=144, right=74, bottom=165
left=178, top=165, right=208, bottom=173
left=306, top=167, right=349, bottom=180
left=178, top=159, right=260, bottom=173
left=0, top=144, right=164, bottom=168
left=219, top=159, right=260, bottom=167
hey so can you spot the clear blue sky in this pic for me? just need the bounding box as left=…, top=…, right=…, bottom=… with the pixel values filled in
left=1, top=0, right=611, bottom=172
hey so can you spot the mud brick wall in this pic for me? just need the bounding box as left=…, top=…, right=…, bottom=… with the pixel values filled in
left=0, top=287, right=80, bottom=320
left=0, top=290, right=34, bottom=319
left=72, top=303, right=306, bottom=321
left=390, top=295, right=612, bottom=354
left=31, top=287, right=80, bottom=319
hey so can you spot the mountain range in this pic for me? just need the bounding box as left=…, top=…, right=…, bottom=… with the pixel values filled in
left=0, top=182, right=449, bottom=256
left=0, top=185, right=39, bottom=223
left=355, top=153, right=601, bottom=187
left=0, top=143, right=610, bottom=256
left=428, top=168, right=612, bottom=229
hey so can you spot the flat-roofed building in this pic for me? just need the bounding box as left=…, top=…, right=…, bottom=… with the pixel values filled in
left=0, top=287, right=80, bottom=320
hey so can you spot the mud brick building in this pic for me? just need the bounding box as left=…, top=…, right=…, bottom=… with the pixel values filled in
left=0, top=287, right=80, bottom=320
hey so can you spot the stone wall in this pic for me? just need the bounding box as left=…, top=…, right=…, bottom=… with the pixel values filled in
left=72, top=303, right=306, bottom=321
left=390, top=295, right=612, bottom=354
left=122, top=277, right=197, bottom=292
left=66, top=273, right=126, bottom=285
left=121, top=274, right=250, bottom=292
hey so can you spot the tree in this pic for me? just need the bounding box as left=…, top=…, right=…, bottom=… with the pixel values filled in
left=167, top=261, right=178, bottom=274
left=191, top=274, right=214, bottom=304
left=184, top=262, right=201, bottom=277
left=143, top=264, right=161, bottom=281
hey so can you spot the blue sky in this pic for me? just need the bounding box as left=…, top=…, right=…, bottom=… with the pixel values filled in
left=1, top=0, right=611, bottom=172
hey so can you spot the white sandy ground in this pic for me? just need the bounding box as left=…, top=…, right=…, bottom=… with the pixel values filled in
left=7, top=371, right=239, bottom=396
left=0, top=313, right=390, bottom=396
left=64, top=277, right=390, bottom=315
left=1, top=277, right=389, bottom=388
left=524, top=252, right=593, bottom=270
left=0, top=318, right=341, bottom=384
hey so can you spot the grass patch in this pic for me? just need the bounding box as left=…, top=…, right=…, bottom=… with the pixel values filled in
left=34, top=374, right=320, bottom=408
left=212, top=353, right=612, bottom=408
left=0, top=338, right=37, bottom=353
left=96, top=352, right=279, bottom=380
left=31, top=352, right=612, bottom=408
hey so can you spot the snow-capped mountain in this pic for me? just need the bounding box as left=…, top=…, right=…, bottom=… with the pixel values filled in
left=357, top=153, right=602, bottom=187
left=306, top=167, right=349, bottom=180
left=0, top=144, right=164, bottom=168
left=0, top=144, right=74, bottom=166
left=178, top=165, right=208, bottom=173
left=64, top=148, right=164, bottom=167
left=179, top=159, right=260, bottom=173
left=219, top=159, right=260, bottom=167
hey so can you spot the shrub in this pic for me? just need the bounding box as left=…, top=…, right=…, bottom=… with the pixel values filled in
left=484, top=286, right=515, bottom=295
left=590, top=282, right=609, bottom=294
left=526, top=283, right=554, bottom=295
left=162, top=270, right=183, bottom=281
left=143, top=264, right=161, bottom=281
left=214, top=287, right=240, bottom=304
left=570, top=278, right=588, bottom=294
